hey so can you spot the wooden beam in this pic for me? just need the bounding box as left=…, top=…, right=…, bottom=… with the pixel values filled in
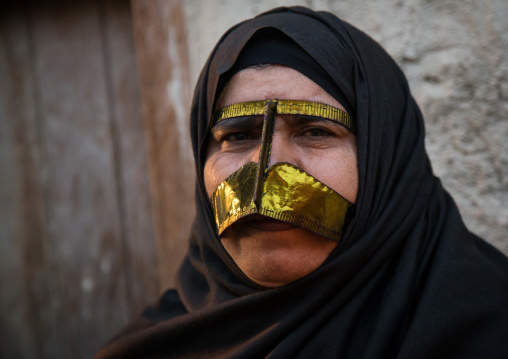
left=29, top=1, right=131, bottom=356
left=131, top=0, right=195, bottom=292
left=1, top=1, right=190, bottom=356
left=99, top=0, right=160, bottom=318
left=0, top=4, right=56, bottom=358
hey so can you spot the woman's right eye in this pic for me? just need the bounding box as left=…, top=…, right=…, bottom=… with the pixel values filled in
left=216, top=131, right=260, bottom=152
left=209, top=115, right=263, bottom=149
left=222, top=132, right=253, bottom=142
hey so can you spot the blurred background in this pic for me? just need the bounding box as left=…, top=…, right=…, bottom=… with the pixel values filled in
left=1, top=0, right=507, bottom=358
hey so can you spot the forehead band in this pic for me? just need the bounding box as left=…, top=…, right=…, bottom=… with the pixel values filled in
left=211, top=99, right=356, bottom=133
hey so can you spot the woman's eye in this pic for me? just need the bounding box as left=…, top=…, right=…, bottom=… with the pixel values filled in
left=223, top=132, right=252, bottom=142
left=301, top=127, right=333, bottom=137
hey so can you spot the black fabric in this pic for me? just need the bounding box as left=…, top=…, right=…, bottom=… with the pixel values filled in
left=216, top=28, right=354, bottom=114
left=95, top=6, right=508, bottom=359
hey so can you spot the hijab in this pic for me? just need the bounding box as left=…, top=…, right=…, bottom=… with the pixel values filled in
left=96, top=6, right=508, bottom=358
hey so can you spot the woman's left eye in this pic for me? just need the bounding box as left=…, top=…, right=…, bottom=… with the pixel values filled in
left=301, top=127, right=333, bottom=137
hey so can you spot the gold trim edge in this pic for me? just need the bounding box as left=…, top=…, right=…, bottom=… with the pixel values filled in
left=211, top=99, right=356, bottom=133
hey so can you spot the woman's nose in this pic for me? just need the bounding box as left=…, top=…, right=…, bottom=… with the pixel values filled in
left=249, top=119, right=300, bottom=170
left=268, top=128, right=302, bottom=169
left=267, top=133, right=289, bottom=168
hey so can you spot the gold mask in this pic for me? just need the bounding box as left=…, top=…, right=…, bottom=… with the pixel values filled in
left=210, top=100, right=355, bottom=242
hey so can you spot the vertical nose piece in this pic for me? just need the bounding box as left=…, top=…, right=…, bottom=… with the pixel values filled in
left=253, top=100, right=277, bottom=209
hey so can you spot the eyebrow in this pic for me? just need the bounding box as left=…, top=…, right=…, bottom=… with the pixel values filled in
left=209, top=114, right=347, bottom=139
left=209, top=115, right=264, bottom=135
left=283, top=114, right=338, bottom=127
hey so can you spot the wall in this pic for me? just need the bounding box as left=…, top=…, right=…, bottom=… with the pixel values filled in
left=0, top=1, right=193, bottom=358
left=183, top=0, right=508, bottom=254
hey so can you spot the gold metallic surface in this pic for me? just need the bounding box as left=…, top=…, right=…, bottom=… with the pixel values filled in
left=212, top=162, right=353, bottom=241
left=211, top=99, right=356, bottom=132
left=212, top=162, right=258, bottom=232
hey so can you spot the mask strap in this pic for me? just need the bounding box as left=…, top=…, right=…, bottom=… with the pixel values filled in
left=254, top=100, right=277, bottom=208
left=211, top=99, right=355, bottom=133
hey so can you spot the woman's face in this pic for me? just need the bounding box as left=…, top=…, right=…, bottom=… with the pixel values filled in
left=204, top=65, right=358, bottom=288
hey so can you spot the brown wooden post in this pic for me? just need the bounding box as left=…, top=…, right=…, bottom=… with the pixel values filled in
left=28, top=2, right=132, bottom=356
left=1, top=1, right=162, bottom=357
left=99, top=0, right=160, bottom=320
left=130, top=0, right=195, bottom=292
left=0, top=4, right=56, bottom=358
left=2, top=0, right=192, bottom=357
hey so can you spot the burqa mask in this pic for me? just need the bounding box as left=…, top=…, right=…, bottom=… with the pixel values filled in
left=210, top=99, right=356, bottom=241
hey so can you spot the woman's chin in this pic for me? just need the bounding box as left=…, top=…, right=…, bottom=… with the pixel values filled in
left=220, top=218, right=338, bottom=288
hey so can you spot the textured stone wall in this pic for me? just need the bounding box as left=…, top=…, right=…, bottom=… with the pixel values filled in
left=182, top=0, right=508, bottom=254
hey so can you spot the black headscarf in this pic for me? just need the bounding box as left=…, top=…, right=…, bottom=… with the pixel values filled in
left=96, top=6, right=508, bottom=358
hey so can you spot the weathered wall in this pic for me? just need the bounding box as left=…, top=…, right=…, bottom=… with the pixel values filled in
left=0, top=1, right=193, bottom=358
left=183, top=0, right=508, bottom=254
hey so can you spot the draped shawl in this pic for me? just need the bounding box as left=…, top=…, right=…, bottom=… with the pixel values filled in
left=96, top=6, right=508, bottom=358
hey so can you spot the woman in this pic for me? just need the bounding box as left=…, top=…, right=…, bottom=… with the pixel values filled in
left=96, top=6, right=508, bottom=358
